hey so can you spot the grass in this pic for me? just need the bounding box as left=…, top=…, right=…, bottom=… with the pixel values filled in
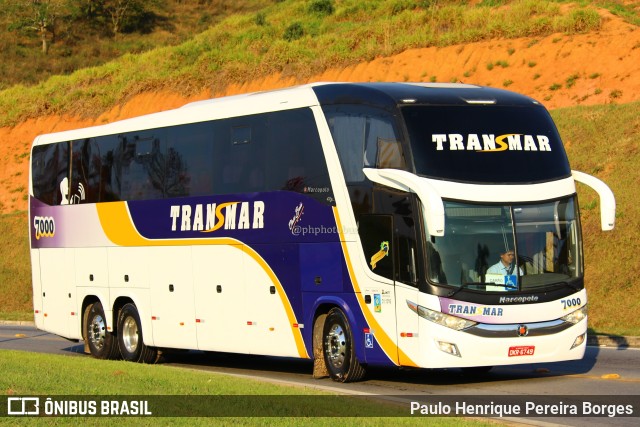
left=0, top=0, right=608, bottom=127
left=0, top=211, right=31, bottom=320
left=0, top=1, right=272, bottom=90
left=0, top=350, right=494, bottom=426
left=551, top=101, right=640, bottom=336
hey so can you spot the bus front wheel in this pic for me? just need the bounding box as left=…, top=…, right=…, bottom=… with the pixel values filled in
left=322, top=308, right=366, bottom=382
left=117, top=303, right=158, bottom=364
left=85, top=302, right=120, bottom=360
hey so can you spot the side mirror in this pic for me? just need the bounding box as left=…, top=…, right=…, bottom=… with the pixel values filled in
left=572, top=170, right=616, bottom=231
left=363, top=168, right=445, bottom=236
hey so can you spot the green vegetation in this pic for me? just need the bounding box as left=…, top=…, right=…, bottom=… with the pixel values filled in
left=0, top=212, right=31, bottom=320
left=551, top=101, right=640, bottom=336
left=0, top=350, right=493, bottom=426
left=0, top=0, right=271, bottom=89
left=565, top=73, right=580, bottom=88
left=0, top=0, right=609, bottom=127
left=565, top=0, right=640, bottom=26
left=2, top=101, right=639, bottom=335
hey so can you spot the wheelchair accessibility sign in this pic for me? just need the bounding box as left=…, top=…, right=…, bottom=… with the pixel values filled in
left=364, top=333, right=374, bottom=349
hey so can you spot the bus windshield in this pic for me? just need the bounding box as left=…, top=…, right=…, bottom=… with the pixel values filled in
left=426, top=196, right=583, bottom=292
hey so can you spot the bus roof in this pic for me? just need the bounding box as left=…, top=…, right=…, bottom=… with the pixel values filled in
left=32, top=82, right=541, bottom=146
left=311, top=82, right=541, bottom=108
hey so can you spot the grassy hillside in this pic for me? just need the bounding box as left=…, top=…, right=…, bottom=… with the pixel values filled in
left=0, top=0, right=613, bottom=127
left=552, top=101, right=640, bottom=335
left=0, top=0, right=270, bottom=90
left=0, top=211, right=30, bottom=320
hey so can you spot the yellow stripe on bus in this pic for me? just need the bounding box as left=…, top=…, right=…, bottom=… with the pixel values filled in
left=333, top=207, right=418, bottom=367
left=96, top=201, right=308, bottom=359
left=241, top=244, right=309, bottom=359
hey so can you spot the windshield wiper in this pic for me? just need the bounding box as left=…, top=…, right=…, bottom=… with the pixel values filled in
left=558, top=281, right=580, bottom=291
left=446, top=282, right=486, bottom=298
left=447, top=282, right=519, bottom=298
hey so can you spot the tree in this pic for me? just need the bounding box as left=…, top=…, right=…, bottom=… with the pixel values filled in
left=8, top=0, right=67, bottom=54
left=104, top=0, right=159, bottom=36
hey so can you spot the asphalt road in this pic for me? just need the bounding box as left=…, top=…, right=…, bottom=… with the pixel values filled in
left=1, top=324, right=638, bottom=426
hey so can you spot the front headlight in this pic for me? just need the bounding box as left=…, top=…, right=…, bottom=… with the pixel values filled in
left=415, top=304, right=477, bottom=331
left=561, top=305, right=588, bottom=324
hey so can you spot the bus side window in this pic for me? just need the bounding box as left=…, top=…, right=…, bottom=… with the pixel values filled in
left=373, top=190, right=420, bottom=286
left=96, top=135, right=121, bottom=202
left=70, top=138, right=101, bottom=204
left=267, top=109, right=332, bottom=202
left=359, top=215, right=394, bottom=281
left=326, top=113, right=366, bottom=182
left=166, top=121, right=214, bottom=198
left=32, top=142, right=69, bottom=205
left=377, top=137, right=405, bottom=169
left=324, top=106, right=404, bottom=184
left=220, top=118, right=266, bottom=194
left=119, top=131, right=166, bottom=201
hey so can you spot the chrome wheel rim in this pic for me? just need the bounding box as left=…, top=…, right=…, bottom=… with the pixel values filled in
left=325, top=323, right=346, bottom=368
left=122, top=316, right=139, bottom=354
left=89, top=314, right=106, bottom=350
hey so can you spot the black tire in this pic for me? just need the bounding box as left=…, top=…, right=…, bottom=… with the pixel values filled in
left=117, top=303, right=158, bottom=364
left=85, top=302, right=120, bottom=360
left=322, top=307, right=366, bottom=382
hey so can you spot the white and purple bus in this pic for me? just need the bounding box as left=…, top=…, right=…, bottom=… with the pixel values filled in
left=29, top=83, right=615, bottom=382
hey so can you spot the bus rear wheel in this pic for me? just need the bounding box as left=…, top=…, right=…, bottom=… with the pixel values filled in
left=85, top=302, right=120, bottom=360
left=117, top=303, right=158, bottom=364
left=322, top=308, right=366, bottom=382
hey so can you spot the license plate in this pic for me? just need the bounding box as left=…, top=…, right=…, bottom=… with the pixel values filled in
left=508, top=345, right=535, bottom=357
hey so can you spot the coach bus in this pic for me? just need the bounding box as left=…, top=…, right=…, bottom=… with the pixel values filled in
left=29, top=83, right=615, bottom=382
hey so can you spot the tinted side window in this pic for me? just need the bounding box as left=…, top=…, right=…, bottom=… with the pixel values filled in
left=119, top=130, right=166, bottom=200
left=32, top=142, right=69, bottom=205
left=95, top=135, right=121, bottom=202
left=32, top=109, right=334, bottom=204
left=166, top=121, right=214, bottom=198
left=374, top=189, right=420, bottom=286
left=324, top=106, right=405, bottom=183
left=359, top=215, right=394, bottom=281
left=267, top=109, right=332, bottom=203
left=70, top=138, right=101, bottom=203
left=214, top=115, right=267, bottom=194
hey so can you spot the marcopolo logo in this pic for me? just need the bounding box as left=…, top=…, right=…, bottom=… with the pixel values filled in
left=33, top=216, right=55, bottom=240
left=288, top=203, right=304, bottom=236
left=431, top=133, right=552, bottom=152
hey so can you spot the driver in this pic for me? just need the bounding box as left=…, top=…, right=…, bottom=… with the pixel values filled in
left=487, top=250, right=523, bottom=276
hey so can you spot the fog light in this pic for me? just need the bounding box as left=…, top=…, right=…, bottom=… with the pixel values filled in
left=437, top=341, right=461, bottom=357
left=571, top=332, right=586, bottom=349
